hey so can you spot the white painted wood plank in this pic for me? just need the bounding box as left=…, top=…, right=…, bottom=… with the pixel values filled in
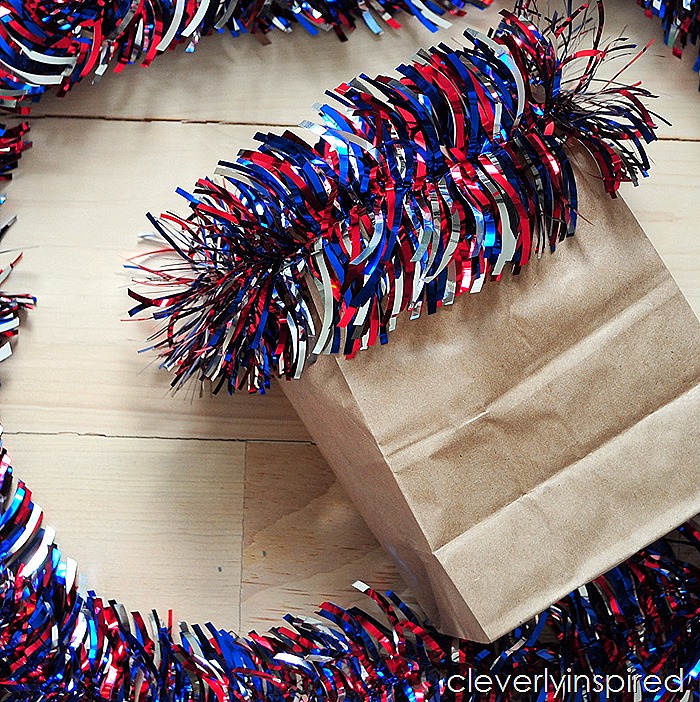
left=7, top=433, right=245, bottom=629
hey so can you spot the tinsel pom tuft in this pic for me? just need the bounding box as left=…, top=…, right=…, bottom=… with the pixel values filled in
left=129, top=1, right=658, bottom=394
left=0, top=428, right=698, bottom=701
left=0, top=251, right=34, bottom=363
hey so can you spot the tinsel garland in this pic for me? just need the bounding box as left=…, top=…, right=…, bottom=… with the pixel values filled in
left=0, top=0, right=490, bottom=194
left=0, top=119, right=34, bottom=360
left=0, top=429, right=698, bottom=701
left=0, top=122, right=33, bottom=361
left=635, top=0, right=700, bottom=80
left=0, top=0, right=488, bottom=112
left=0, top=119, right=31, bottom=197
left=128, top=0, right=658, bottom=394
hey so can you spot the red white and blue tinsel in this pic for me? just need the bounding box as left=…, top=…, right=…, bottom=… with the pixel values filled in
left=0, top=0, right=489, bottom=194
left=0, top=118, right=30, bottom=197
left=129, top=1, right=658, bottom=394
left=0, top=121, right=29, bottom=178
left=635, top=0, right=700, bottom=83
left=0, top=251, right=34, bottom=364
left=0, top=0, right=489, bottom=112
left=0, top=122, right=33, bottom=359
left=0, top=429, right=698, bottom=701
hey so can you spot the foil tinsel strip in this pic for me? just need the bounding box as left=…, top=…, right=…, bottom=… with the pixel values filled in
left=0, top=429, right=698, bottom=701
left=0, top=251, right=34, bottom=363
left=0, top=121, right=30, bottom=180
left=129, top=0, right=658, bottom=394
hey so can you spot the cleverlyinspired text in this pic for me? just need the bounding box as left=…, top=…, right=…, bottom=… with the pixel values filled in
left=447, top=670, right=690, bottom=698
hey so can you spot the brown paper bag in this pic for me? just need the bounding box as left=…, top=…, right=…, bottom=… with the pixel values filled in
left=280, top=161, right=700, bottom=642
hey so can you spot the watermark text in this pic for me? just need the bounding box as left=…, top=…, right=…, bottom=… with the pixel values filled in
left=447, top=670, right=690, bottom=698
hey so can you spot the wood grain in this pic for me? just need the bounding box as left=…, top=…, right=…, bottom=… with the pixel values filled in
left=621, top=140, right=700, bottom=314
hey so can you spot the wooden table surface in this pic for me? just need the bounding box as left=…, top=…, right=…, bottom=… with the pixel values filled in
left=1, top=0, right=698, bottom=634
